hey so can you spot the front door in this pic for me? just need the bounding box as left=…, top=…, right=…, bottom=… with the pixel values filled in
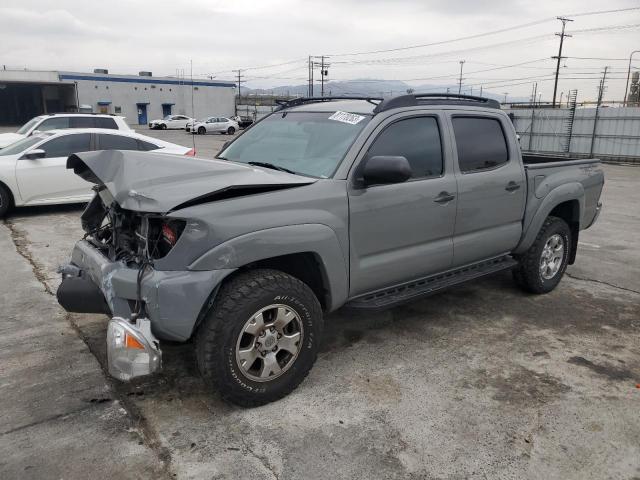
left=16, top=133, right=94, bottom=204
left=449, top=114, right=526, bottom=266
left=348, top=114, right=457, bottom=296
left=137, top=104, right=148, bottom=125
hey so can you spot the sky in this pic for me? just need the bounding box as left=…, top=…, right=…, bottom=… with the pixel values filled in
left=1, top=0, right=639, bottom=102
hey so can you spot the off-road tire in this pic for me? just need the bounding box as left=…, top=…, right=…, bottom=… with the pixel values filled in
left=227, top=126, right=236, bottom=135
left=196, top=269, right=323, bottom=407
left=0, top=183, right=12, bottom=218
left=198, top=126, right=206, bottom=135
left=513, top=216, right=571, bottom=294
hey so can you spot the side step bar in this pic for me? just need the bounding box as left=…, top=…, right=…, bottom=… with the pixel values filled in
left=346, top=255, right=518, bottom=310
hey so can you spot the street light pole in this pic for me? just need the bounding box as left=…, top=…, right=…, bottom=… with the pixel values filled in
left=623, top=50, right=639, bottom=106
left=458, top=60, right=465, bottom=94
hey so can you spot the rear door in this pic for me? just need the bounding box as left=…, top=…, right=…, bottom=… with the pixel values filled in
left=449, top=113, right=525, bottom=266
left=15, top=133, right=94, bottom=204
left=348, top=113, right=457, bottom=296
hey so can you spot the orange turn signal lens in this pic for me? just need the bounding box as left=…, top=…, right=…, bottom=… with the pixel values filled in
left=125, top=333, right=145, bottom=350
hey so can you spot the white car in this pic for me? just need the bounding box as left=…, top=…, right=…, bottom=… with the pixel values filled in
left=149, top=115, right=194, bottom=130
left=188, top=117, right=239, bottom=135
left=0, top=129, right=194, bottom=218
left=0, top=113, right=131, bottom=149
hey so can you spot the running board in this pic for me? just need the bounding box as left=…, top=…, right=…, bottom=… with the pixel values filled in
left=346, top=255, right=518, bottom=310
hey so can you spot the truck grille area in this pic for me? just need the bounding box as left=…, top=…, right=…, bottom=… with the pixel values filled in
left=82, top=193, right=185, bottom=264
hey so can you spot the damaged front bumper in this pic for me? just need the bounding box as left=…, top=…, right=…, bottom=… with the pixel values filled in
left=57, top=240, right=235, bottom=380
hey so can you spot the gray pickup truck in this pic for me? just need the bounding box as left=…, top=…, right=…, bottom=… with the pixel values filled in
left=57, top=94, right=604, bottom=407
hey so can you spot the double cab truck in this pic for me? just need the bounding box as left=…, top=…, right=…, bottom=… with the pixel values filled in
left=57, top=94, right=604, bottom=407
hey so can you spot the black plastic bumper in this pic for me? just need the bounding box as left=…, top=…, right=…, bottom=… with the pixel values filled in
left=57, top=273, right=111, bottom=315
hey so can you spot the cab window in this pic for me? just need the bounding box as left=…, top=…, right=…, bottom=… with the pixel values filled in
left=366, top=116, right=443, bottom=179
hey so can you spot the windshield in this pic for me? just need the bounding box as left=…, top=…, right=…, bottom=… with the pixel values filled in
left=218, top=111, right=370, bottom=178
left=0, top=133, right=51, bottom=155
left=16, top=117, right=42, bottom=135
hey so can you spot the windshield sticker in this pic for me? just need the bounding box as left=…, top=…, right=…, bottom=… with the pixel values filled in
left=328, top=111, right=366, bottom=125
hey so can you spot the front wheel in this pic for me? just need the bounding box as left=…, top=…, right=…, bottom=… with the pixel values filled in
left=196, top=269, right=323, bottom=407
left=513, top=216, right=571, bottom=294
left=160, top=124, right=167, bottom=130
left=197, top=126, right=206, bottom=135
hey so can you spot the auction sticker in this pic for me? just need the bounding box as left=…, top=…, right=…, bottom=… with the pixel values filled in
left=328, top=111, right=366, bottom=125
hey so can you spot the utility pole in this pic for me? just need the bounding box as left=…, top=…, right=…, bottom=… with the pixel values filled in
left=232, top=69, right=244, bottom=116
left=552, top=16, right=573, bottom=108
left=308, top=56, right=313, bottom=97
left=319, top=56, right=329, bottom=97
left=623, top=50, right=640, bottom=106
left=458, top=60, right=465, bottom=94
left=479, top=85, right=483, bottom=97
left=590, top=66, right=608, bottom=157
left=503, top=92, right=508, bottom=103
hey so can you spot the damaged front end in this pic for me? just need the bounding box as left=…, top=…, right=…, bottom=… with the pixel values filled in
left=58, top=188, right=188, bottom=381
left=57, top=149, right=314, bottom=381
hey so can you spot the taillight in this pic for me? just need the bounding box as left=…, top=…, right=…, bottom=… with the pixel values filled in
left=185, top=148, right=196, bottom=156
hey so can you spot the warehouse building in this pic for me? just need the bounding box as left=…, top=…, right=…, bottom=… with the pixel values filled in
left=0, top=68, right=236, bottom=126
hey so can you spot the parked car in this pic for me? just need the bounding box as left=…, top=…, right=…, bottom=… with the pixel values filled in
left=56, top=94, right=604, bottom=407
left=188, top=117, right=239, bottom=135
left=149, top=115, right=194, bottom=130
left=238, top=116, right=254, bottom=129
left=0, top=129, right=194, bottom=217
left=0, top=113, right=131, bottom=149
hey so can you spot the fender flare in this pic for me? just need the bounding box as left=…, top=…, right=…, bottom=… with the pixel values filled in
left=189, top=224, right=349, bottom=311
left=514, top=182, right=584, bottom=255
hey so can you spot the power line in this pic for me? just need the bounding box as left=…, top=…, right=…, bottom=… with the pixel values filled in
left=326, top=7, right=640, bottom=57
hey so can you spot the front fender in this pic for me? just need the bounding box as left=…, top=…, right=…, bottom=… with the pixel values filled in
left=189, top=224, right=349, bottom=311
left=514, top=182, right=584, bottom=255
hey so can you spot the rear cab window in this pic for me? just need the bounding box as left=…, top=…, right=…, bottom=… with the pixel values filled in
left=452, top=116, right=509, bottom=173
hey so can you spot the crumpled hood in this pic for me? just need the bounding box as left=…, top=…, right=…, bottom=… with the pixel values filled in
left=0, top=133, right=26, bottom=148
left=67, top=150, right=316, bottom=213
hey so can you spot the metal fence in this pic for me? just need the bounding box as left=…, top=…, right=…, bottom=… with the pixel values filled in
left=505, top=106, right=640, bottom=162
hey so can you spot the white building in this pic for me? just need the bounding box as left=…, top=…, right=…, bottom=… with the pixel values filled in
left=0, top=68, right=236, bottom=126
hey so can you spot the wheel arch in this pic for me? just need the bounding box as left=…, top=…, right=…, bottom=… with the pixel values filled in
left=514, top=182, right=584, bottom=257
left=189, top=224, right=349, bottom=311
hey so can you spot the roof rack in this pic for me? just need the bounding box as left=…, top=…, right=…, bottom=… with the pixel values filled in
left=46, top=112, right=119, bottom=116
left=374, top=93, right=500, bottom=113
left=274, top=96, right=383, bottom=110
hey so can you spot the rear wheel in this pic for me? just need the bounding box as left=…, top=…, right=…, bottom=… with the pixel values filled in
left=0, top=184, right=13, bottom=218
left=196, top=269, right=323, bottom=407
left=197, top=126, right=206, bottom=135
left=227, top=126, right=236, bottom=135
left=513, top=216, right=571, bottom=294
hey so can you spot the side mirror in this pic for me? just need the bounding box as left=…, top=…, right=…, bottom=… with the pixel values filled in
left=23, top=148, right=46, bottom=160
left=362, top=155, right=412, bottom=187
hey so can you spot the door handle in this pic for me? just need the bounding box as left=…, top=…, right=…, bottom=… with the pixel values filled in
left=505, top=181, right=521, bottom=192
left=434, top=192, right=455, bottom=204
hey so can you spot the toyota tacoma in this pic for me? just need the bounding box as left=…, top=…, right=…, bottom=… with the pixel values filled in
left=57, top=94, right=604, bottom=407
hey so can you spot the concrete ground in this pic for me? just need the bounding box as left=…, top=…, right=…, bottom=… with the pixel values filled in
left=0, top=126, right=639, bottom=479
